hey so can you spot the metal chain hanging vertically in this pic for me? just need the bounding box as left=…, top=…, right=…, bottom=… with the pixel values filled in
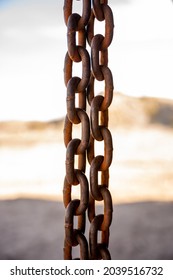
left=63, top=0, right=114, bottom=260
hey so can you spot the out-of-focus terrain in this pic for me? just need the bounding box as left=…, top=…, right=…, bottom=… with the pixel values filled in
left=0, top=92, right=173, bottom=259
left=0, top=92, right=173, bottom=202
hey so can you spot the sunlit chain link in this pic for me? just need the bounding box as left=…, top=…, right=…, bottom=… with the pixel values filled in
left=87, top=0, right=114, bottom=260
left=63, top=0, right=91, bottom=260
left=63, top=0, right=114, bottom=260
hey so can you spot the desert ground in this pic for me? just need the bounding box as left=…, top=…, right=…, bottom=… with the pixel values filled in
left=0, top=93, right=173, bottom=259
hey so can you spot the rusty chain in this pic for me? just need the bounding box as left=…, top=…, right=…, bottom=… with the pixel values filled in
left=63, top=0, right=114, bottom=260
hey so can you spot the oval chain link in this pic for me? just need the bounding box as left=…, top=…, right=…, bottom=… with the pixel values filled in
left=63, top=0, right=114, bottom=260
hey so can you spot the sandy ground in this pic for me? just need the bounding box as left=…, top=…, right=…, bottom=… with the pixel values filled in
left=0, top=199, right=173, bottom=260
left=0, top=124, right=173, bottom=259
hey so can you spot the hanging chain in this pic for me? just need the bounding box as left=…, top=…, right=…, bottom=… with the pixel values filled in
left=63, top=0, right=114, bottom=260
left=63, top=0, right=91, bottom=260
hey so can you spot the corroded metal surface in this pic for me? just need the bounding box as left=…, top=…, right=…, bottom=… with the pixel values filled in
left=63, top=0, right=114, bottom=260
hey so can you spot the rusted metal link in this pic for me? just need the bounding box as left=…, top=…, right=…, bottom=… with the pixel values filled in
left=87, top=4, right=114, bottom=49
left=97, top=244, right=111, bottom=260
left=90, top=95, right=104, bottom=141
left=88, top=138, right=110, bottom=175
left=89, top=214, right=110, bottom=259
left=66, top=138, right=86, bottom=185
left=90, top=159, right=112, bottom=213
left=64, top=109, right=90, bottom=153
left=99, top=4, right=114, bottom=49
left=65, top=199, right=86, bottom=246
left=90, top=155, right=106, bottom=200
left=64, top=47, right=90, bottom=92
left=65, top=139, right=80, bottom=185
left=99, top=186, right=113, bottom=230
left=64, top=0, right=91, bottom=28
left=88, top=129, right=113, bottom=171
left=99, top=66, right=114, bottom=111
left=87, top=69, right=113, bottom=112
left=66, top=77, right=81, bottom=124
left=63, top=170, right=89, bottom=215
left=74, top=230, right=89, bottom=259
left=90, top=98, right=111, bottom=141
left=67, top=13, right=83, bottom=62
left=88, top=186, right=113, bottom=232
left=91, top=34, right=105, bottom=81
left=93, top=0, right=108, bottom=21
left=88, top=187, right=113, bottom=231
left=100, top=127, right=113, bottom=170
left=64, top=229, right=89, bottom=260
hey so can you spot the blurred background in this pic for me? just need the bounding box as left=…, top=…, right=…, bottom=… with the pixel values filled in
left=0, top=0, right=173, bottom=259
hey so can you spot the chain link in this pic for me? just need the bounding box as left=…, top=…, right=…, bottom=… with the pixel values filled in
left=63, top=0, right=114, bottom=260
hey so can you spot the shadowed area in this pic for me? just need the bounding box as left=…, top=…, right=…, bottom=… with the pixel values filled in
left=0, top=199, right=173, bottom=260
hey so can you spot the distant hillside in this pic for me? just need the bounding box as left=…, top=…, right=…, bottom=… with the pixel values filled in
left=0, top=93, right=173, bottom=146
left=110, top=92, right=173, bottom=128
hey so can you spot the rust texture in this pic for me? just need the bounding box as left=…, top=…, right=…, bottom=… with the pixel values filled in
left=63, top=0, right=114, bottom=259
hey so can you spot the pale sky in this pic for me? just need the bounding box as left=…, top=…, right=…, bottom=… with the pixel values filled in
left=0, top=0, right=173, bottom=121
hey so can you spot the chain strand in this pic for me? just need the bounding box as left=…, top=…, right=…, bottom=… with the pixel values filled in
left=63, top=0, right=114, bottom=260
